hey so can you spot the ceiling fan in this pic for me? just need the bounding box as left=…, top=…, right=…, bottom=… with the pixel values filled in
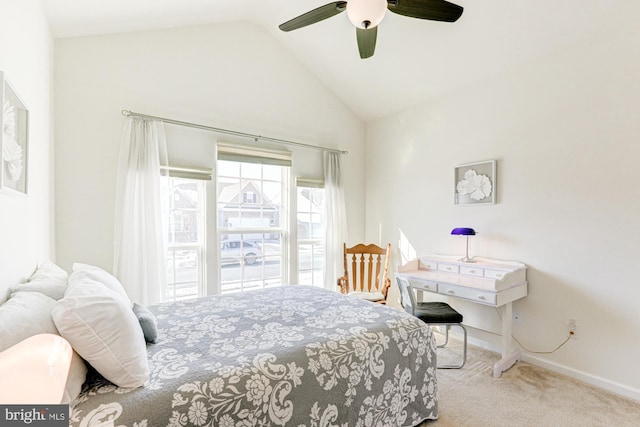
left=279, top=0, right=463, bottom=59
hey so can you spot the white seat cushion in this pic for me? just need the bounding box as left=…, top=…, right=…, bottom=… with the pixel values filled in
left=348, top=291, right=385, bottom=301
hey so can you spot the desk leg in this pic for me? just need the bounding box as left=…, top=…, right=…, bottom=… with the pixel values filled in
left=493, top=302, right=521, bottom=377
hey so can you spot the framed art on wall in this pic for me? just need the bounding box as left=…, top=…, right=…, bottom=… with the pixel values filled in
left=1, top=71, right=29, bottom=195
left=454, top=160, right=496, bottom=205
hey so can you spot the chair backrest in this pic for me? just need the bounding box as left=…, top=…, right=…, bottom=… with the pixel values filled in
left=396, top=276, right=416, bottom=315
left=342, top=243, right=391, bottom=298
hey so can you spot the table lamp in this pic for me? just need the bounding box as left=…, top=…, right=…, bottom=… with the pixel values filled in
left=451, top=227, right=476, bottom=262
left=0, top=334, right=72, bottom=404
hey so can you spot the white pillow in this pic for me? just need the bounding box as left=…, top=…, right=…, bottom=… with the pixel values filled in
left=62, top=351, right=88, bottom=404
left=0, top=291, right=88, bottom=402
left=52, top=274, right=148, bottom=388
left=71, top=263, right=132, bottom=308
left=0, top=292, right=59, bottom=352
left=12, top=261, right=68, bottom=300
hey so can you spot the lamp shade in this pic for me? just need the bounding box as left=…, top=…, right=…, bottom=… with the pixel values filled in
left=347, top=0, right=387, bottom=29
left=451, top=227, right=476, bottom=236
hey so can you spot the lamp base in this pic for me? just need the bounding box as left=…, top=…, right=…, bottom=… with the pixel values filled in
left=458, top=235, right=475, bottom=263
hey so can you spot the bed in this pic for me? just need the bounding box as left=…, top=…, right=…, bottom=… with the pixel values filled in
left=69, top=285, right=438, bottom=426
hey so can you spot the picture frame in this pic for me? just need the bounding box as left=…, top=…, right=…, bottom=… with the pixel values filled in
left=1, top=71, right=29, bottom=195
left=454, top=160, right=496, bottom=205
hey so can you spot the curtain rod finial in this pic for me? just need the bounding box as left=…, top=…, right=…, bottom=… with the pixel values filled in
left=121, top=109, right=131, bottom=116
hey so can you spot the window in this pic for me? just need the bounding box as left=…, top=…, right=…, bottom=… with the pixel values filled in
left=296, top=180, right=326, bottom=287
left=162, top=176, right=205, bottom=301
left=243, top=191, right=257, bottom=204
left=217, top=153, right=290, bottom=294
left=161, top=144, right=320, bottom=297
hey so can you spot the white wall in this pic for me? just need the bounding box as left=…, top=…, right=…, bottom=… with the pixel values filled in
left=366, top=24, right=640, bottom=399
left=54, top=22, right=365, bottom=274
left=0, top=0, right=54, bottom=301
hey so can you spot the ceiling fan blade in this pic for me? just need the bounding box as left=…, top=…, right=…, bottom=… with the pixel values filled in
left=279, top=2, right=348, bottom=32
left=387, top=0, right=463, bottom=22
left=356, top=26, right=378, bottom=59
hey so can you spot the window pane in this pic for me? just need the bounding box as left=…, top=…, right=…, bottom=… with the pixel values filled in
left=162, top=176, right=205, bottom=302
left=263, top=164, right=281, bottom=181
left=242, top=163, right=261, bottom=179
left=219, top=233, right=284, bottom=293
left=311, top=213, right=324, bottom=238
left=297, top=186, right=326, bottom=287
left=218, top=157, right=288, bottom=294
left=218, top=160, right=239, bottom=177
left=218, top=177, right=283, bottom=229
left=262, top=181, right=281, bottom=205
left=299, top=188, right=311, bottom=209
left=167, top=248, right=200, bottom=301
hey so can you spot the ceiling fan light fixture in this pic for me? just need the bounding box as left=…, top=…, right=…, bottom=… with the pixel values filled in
left=347, top=0, right=387, bottom=29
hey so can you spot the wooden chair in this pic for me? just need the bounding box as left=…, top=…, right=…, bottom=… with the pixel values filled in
left=338, top=243, right=391, bottom=304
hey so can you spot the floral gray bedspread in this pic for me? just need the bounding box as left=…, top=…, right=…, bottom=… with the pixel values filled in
left=70, top=286, right=437, bottom=426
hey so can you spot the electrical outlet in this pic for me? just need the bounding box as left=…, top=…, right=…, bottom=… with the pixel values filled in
left=568, top=318, right=577, bottom=339
left=512, top=310, right=521, bottom=324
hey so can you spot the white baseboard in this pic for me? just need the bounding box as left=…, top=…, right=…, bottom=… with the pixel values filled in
left=460, top=332, right=640, bottom=402
left=521, top=353, right=640, bottom=402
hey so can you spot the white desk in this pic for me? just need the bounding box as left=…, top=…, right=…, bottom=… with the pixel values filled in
left=396, top=255, right=527, bottom=377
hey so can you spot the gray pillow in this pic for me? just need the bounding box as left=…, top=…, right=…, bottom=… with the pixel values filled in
left=132, top=303, right=158, bottom=343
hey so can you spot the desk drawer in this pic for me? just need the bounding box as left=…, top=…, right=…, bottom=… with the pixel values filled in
left=460, top=265, right=484, bottom=277
left=484, top=269, right=508, bottom=280
left=418, top=258, right=438, bottom=270
left=438, top=263, right=459, bottom=274
left=408, top=278, right=438, bottom=292
left=439, top=283, right=497, bottom=305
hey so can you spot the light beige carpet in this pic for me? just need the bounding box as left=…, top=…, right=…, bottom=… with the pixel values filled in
left=418, top=338, right=640, bottom=427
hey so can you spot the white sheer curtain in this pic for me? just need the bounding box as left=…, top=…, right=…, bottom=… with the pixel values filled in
left=113, top=118, right=168, bottom=305
left=324, top=151, right=348, bottom=291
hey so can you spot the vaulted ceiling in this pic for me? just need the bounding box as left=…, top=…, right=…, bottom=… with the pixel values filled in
left=38, top=0, right=634, bottom=121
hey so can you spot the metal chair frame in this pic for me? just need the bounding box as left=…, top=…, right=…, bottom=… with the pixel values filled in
left=397, top=277, right=467, bottom=369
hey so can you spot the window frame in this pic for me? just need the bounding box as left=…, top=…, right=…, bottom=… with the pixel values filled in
left=161, top=143, right=328, bottom=298
left=214, top=146, right=292, bottom=294
left=295, top=178, right=326, bottom=287
left=163, top=175, right=207, bottom=302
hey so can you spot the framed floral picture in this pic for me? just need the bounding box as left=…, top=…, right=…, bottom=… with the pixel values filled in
left=1, top=71, right=29, bottom=195
left=454, top=160, right=496, bottom=205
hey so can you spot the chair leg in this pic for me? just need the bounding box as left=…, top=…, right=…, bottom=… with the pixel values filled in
left=435, top=323, right=467, bottom=369
left=436, top=326, right=450, bottom=348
